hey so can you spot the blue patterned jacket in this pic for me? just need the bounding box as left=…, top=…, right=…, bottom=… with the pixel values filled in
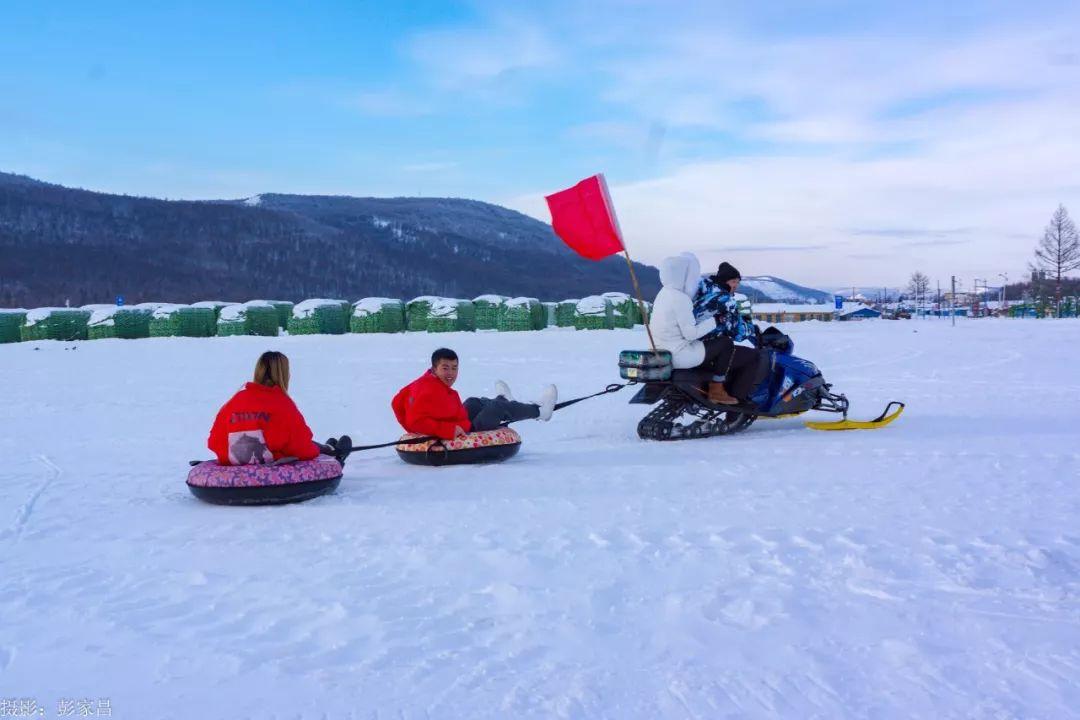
left=692, top=276, right=756, bottom=342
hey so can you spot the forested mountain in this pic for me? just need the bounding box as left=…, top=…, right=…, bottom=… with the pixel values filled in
left=0, top=172, right=661, bottom=307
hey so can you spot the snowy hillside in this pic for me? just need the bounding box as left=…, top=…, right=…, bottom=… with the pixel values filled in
left=740, top=276, right=832, bottom=304
left=2, top=320, right=1079, bottom=718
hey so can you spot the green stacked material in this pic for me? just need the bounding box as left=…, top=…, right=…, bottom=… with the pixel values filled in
left=267, top=301, right=294, bottom=329
left=0, top=310, right=27, bottom=343
left=497, top=297, right=536, bottom=332
left=528, top=298, right=546, bottom=330
left=351, top=298, right=406, bottom=333
left=141, top=304, right=183, bottom=337
left=455, top=300, right=476, bottom=331
left=573, top=296, right=614, bottom=330
left=87, top=307, right=152, bottom=340
left=425, top=298, right=460, bottom=333
left=406, top=296, right=439, bottom=331
left=288, top=299, right=348, bottom=335
left=191, top=301, right=231, bottom=322
left=175, top=307, right=217, bottom=337
left=472, top=295, right=507, bottom=330
left=556, top=300, right=578, bottom=327
left=20, top=308, right=92, bottom=341
left=217, top=302, right=280, bottom=337
left=603, top=292, right=638, bottom=328
left=143, top=305, right=216, bottom=337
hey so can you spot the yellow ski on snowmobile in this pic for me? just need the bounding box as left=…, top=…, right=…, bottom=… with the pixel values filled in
left=804, top=401, right=905, bottom=431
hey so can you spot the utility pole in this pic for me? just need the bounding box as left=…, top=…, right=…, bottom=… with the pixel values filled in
left=951, top=276, right=956, bottom=327
left=998, top=272, right=1008, bottom=315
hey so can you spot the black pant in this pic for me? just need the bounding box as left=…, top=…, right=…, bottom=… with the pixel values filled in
left=464, top=396, right=540, bottom=431
left=702, top=336, right=769, bottom=400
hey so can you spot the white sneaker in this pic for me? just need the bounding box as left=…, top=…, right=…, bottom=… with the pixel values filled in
left=494, top=380, right=514, bottom=401
left=536, top=385, right=558, bottom=421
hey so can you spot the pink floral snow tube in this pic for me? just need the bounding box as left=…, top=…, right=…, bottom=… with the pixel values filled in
left=396, top=428, right=521, bottom=466
left=187, top=456, right=343, bottom=488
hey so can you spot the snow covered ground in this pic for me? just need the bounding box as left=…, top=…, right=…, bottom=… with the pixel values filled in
left=2, top=319, right=1079, bottom=719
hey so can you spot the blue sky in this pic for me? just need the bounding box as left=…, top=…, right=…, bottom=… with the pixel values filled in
left=2, top=0, right=1079, bottom=285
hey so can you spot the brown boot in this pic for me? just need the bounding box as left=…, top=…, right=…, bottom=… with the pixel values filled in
left=707, top=382, right=739, bottom=405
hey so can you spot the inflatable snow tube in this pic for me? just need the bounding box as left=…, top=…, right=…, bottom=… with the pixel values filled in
left=186, top=456, right=342, bottom=506
left=396, top=428, right=521, bottom=466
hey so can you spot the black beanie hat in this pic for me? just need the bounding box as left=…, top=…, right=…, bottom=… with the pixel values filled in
left=713, top=261, right=741, bottom=285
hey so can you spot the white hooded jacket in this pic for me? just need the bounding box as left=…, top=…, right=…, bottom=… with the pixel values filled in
left=648, top=253, right=716, bottom=368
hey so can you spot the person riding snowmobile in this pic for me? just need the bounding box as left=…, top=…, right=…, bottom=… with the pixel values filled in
left=692, top=261, right=770, bottom=404
left=650, top=254, right=750, bottom=404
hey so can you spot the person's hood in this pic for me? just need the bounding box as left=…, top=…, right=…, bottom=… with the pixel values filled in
left=659, top=253, right=702, bottom=297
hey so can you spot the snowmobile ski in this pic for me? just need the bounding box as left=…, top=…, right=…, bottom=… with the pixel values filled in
left=804, top=401, right=905, bottom=431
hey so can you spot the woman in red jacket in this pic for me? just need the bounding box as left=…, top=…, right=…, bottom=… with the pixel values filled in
left=208, top=351, right=351, bottom=465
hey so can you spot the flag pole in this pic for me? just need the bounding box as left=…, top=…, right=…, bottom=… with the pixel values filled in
left=596, top=173, right=658, bottom=353
left=621, top=247, right=658, bottom=353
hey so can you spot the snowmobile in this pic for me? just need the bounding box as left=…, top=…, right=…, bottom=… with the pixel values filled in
left=620, top=327, right=904, bottom=441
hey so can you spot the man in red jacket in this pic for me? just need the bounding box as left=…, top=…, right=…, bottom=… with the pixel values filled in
left=392, top=348, right=558, bottom=440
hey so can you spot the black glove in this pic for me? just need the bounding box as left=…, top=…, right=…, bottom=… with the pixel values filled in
left=714, top=312, right=726, bottom=327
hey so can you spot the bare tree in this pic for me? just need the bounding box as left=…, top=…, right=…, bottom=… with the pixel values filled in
left=907, top=271, right=930, bottom=299
left=1034, top=204, right=1080, bottom=315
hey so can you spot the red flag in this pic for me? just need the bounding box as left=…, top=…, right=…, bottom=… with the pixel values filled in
left=545, top=173, right=625, bottom=260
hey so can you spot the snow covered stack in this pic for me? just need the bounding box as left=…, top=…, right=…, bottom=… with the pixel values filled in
left=288, top=299, right=348, bottom=335
left=472, top=295, right=507, bottom=330
left=141, top=304, right=216, bottom=337
left=20, top=308, right=92, bottom=341
left=421, top=298, right=476, bottom=332
left=0, top=309, right=27, bottom=343
left=406, top=296, right=438, bottom=332
left=217, top=301, right=280, bottom=337
left=267, top=301, right=294, bottom=330
left=602, top=292, right=638, bottom=328
left=190, top=301, right=231, bottom=322
left=498, top=297, right=540, bottom=332
left=426, top=298, right=462, bottom=333
left=573, top=296, right=614, bottom=330
left=87, top=307, right=152, bottom=340
left=351, top=298, right=405, bottom=333
left=556, top=300, right=579, bottom=327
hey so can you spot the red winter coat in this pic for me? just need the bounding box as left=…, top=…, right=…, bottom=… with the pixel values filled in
left=391, top=370, right=470, bottom=440
left=208, top=382, right=320, bottom=465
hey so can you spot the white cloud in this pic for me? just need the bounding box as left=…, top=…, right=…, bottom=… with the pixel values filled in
left=406, top=17, right=560, bottom=90
left=498, top=4, right=1080, bottom=286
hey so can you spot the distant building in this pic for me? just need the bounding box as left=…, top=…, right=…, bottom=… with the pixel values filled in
left=752, top=303, right=835, bottom=323
left=837, top=303, right=882, bottom=321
